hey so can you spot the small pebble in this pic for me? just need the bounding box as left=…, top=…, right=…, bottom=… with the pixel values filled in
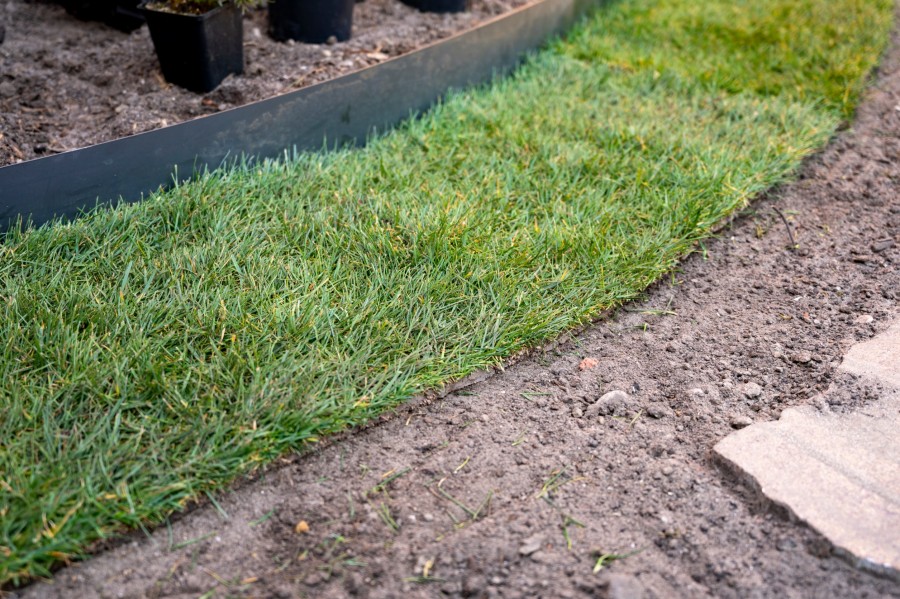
left=741, top=382, right=763, bottom=398
left=871, top=238, right=895, bottom=253
left=647, top=404, right=672, bottom=419
left=776, top=538, right=797, bottom=552
left=730, top=415, right=753, bottom=429
left=791, top=351, right=812, bottom=364
left=579, top=357, right=599, bottom=370
left=518, top=533, right=544, bottom=556
left=585, top=389, right=629, bottom=418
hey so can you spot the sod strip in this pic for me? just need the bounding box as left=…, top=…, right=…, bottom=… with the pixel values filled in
left=0, top=0, right=893, bottom=585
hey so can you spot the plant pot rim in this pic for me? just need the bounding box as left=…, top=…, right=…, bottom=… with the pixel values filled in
left=139, top=0, right=228, bottom=17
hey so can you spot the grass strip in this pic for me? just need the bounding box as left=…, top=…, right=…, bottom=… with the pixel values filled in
left=0, top=0, right=893, bottom=585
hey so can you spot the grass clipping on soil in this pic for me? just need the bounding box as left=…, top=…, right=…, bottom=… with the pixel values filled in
left=0, top=0, right=893, bottom=585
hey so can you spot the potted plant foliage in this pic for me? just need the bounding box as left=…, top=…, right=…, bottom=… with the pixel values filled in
left=400, top=0, right=470, bottom=13
left=141, top=0, right=259, bottom=93
left=268, top=0, right=355, bottom=43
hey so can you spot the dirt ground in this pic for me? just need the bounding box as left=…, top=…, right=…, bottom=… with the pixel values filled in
left=0, top=0, right=528, bottom=166
left=8, top=6, right=900, bottom=599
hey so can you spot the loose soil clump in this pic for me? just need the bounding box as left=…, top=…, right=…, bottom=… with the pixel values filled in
left=0, top=0, right=527, bottom=166
left=13, top=8, right=900, bottom=599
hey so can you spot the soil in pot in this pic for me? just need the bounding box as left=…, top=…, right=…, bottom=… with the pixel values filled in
left=269, top=0, right=355, bottom=43
left=142, top=2, right=243, bottom=93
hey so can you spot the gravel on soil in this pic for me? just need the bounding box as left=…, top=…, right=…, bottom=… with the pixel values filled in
left=12, top=6, right=900, bottom=599
left=0, top=0, right=529, bottom=166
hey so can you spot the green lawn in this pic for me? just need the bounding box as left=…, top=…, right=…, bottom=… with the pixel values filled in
left=0, top=0, right=892, bottom=585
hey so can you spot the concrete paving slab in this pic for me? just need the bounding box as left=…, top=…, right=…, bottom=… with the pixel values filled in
left=714, top=322, right=900, bottom=580
left=842, top=320, right=900, bottom=387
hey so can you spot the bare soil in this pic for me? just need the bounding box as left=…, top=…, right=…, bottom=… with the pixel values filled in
left=9, top=8, right=900, bottom=599
left=0, top=0, right=528, bottom=166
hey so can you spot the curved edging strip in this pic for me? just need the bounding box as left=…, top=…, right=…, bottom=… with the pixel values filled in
left=0, top=0, right=597, bottom=231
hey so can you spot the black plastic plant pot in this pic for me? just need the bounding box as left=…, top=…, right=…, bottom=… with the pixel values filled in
left=268, top=0, right=354, bottom=43
left=400, top=0, right=470, bottom=13
left=107, top=0, right=146, bottom=31
left=142, top=2, right=243, bottom=93
left=61, top=0, right=113, bottom=23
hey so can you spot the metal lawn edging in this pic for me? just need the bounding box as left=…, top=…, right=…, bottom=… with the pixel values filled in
left=0, top=0, right=597, bottom=231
